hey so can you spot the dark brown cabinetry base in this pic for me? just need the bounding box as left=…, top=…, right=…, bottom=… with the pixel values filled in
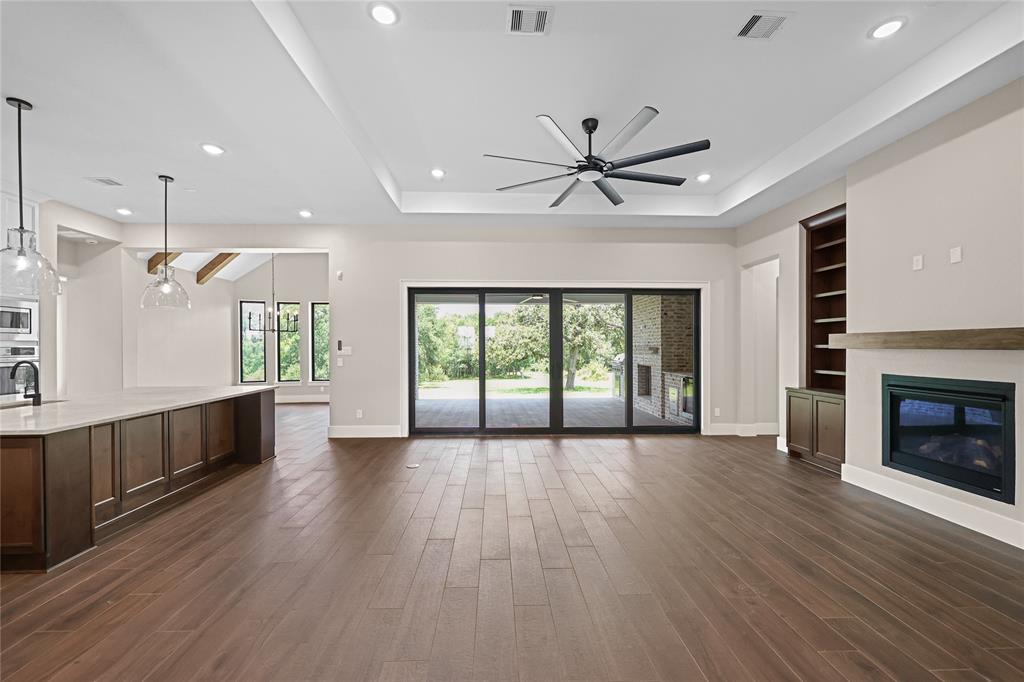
left=785, top=387, right=845, bottom=474
left=1, top=389, right=274, bottom=572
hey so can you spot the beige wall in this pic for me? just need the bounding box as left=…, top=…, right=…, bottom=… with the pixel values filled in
left=845, top=79, right=1023, bottom=543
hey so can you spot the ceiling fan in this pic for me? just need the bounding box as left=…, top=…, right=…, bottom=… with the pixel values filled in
left=485, top=106, right=710, bottom=207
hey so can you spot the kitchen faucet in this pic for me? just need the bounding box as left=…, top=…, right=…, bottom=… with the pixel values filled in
left=10, top=360, right=41, bottom=406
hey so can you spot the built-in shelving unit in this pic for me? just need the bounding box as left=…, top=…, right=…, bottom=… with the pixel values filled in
left=802, top=204, right=847, bottom=392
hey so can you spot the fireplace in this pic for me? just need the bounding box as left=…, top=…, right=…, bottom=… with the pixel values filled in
left=882, top=375, right=1015, bottom=504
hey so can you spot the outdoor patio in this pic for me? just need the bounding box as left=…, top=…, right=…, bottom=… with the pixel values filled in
left=413, top=396, right=693, bottom=429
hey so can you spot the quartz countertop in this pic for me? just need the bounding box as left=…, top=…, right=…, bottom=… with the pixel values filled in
left=0, top=385, right=275, bottom=436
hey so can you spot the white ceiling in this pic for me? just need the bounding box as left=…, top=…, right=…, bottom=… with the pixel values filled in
left=134, top=251, right=272, bottom=282
left=2, top=1, right=1021, bottom=228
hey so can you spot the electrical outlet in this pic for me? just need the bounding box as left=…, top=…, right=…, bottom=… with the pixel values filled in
left=912, top=254, right=923, bottom=271
left=950, top=246, right=962, bottom=264
left=356, top=409, right=363, bottom=419
left=714, top=407, right=721, bottom=417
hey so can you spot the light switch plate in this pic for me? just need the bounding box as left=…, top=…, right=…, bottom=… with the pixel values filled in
left=336, top=357, right=344, bottom=367
left=950, top=246, right=962, bottom=264
left=912, top=254, right=923, bottom=271
left=340, top=346, right=353, bottom=356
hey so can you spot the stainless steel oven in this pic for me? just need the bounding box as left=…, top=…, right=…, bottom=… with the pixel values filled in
left=0, top=342, right=39, bottom=401
left=0, top=298, right=39, bottom=342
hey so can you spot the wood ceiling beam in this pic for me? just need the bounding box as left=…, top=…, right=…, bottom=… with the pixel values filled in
left=147, top=252, right=180, bottom=274
left=196, top=252, right=239, bottom=285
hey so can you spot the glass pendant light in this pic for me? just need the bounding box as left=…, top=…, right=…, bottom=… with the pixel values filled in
left=140, top=175, right=190, bottom=310
left=1, top=97, right=61, bottom=297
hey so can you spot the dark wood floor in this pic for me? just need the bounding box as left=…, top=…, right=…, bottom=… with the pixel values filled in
left=2, top=405, right=1023, bottom=681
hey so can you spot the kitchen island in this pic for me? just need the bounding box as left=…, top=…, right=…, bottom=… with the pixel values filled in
left=1, top=385, right=275, bottom=571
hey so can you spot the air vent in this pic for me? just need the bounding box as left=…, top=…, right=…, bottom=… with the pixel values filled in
left=507, top=5, right=552, bottom=35
left=737, top=12, right=788, bottom=40
left=86, top=177, right=124, bottom=187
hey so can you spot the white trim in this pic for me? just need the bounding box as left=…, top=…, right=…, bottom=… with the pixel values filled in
left=776, top=435, right=787, bottom=453
left=704, top=423, right=740, bottom=436
left=329, top=424, right=402, bottom=439
left=398, top=279, right=712, bottom=438
left=841, top=464, right=1024, bottom=550
left=706, top=422, right=779, bottom=437
left=276, top=395, right=329, bottom=404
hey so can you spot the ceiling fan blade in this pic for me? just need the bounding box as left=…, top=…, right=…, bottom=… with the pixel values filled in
left=605, top=139, right=711, bottom=171
left=484, top=154, right=575, bottom=169
left=496, top=171, right=576, bottom=192
left=536, top=115, right=585, bottom=162
left=597, top=106, right=658, bottom=160
left=549, top=179, right=581, bottom=207
left=605, top=170, right=686, bottom=186
left=594, top=178, right=624, bottom=206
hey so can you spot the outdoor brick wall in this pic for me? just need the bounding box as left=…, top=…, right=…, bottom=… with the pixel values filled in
left=632, top=294, right=695, bottom=423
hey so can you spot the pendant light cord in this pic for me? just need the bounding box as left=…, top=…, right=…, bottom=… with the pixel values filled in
left=17, top=105, right=24, bottom=230
left=163, top=178, right=169, bottom=276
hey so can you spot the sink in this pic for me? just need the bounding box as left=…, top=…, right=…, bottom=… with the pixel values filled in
left=0, top=398, right=67, bottom=410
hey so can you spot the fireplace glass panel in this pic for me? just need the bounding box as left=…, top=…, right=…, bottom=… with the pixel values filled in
left=894, top=396, right=1004, bottom=477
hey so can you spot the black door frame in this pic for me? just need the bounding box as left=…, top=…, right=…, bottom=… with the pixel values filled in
left=408, top=287, right=701, bottom=436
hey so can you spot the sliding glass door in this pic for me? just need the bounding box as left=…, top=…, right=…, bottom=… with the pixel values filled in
left=409, top=288, right=699, bottom=434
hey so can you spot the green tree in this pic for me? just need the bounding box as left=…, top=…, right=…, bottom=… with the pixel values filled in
left=312, top=303, right=330, bottom=381
left=486, top=306, right=548, bottom=378
left=562, top=303, right=624, bottom=389
left=277, top=303, right=301, bottom=381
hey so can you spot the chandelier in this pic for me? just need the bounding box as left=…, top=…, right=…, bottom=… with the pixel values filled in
left=247, top=253, right=297, bottom=334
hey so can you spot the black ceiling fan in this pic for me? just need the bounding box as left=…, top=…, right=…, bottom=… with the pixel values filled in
left=485, top=106, right=710, bottom=207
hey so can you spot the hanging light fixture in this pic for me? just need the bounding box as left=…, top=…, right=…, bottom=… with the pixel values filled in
left=1, top=97, right=61, bottom=297
left=248, top=253, right=298, bottom=333
left=139, top=175, right=190, bottom=310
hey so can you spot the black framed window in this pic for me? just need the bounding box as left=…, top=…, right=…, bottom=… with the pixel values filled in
left=277, top=302, right=301, bottom=382
left=310, top=302, right=330, bottom=382
left=239, top=300, right=266, bottom=383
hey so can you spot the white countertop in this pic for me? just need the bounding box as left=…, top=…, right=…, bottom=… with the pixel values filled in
left=0, top=385, right=275, bottom=436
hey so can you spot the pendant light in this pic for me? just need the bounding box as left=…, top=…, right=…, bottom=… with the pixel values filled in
left=1, top=97, right=61, bottom=297
left=247, top=253, right=298, bottom=333
left=139, top=175, right=190, bottom=309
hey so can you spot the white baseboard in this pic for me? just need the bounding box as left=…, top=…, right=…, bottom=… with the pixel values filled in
left=841, top=464, right=1024, bottom=549
left=328, top=424, right=403, bottom=438
left=705, top=422, right=779, bottom=437
left=276, top=395, right=329, bottom=404
left=776, top=436, right=787, bottom=453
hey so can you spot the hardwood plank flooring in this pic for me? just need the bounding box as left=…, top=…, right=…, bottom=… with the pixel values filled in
left=2, top=404, right=1023, bottom=681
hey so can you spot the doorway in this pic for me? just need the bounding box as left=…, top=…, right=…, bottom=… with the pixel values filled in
left=409, top=288, right=700, bottom=435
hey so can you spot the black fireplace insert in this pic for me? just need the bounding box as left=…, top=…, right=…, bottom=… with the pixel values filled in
left=882, top=375, right=1015, bottom=504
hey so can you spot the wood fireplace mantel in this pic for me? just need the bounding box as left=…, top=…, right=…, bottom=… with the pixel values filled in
left=829, top=327, right=1024, bottom=350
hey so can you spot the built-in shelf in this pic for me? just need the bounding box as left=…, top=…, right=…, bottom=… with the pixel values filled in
left=814, top=317, right=847, bottom=324
left=813, top=262, right=846, bottom=274
left=829, top=327, right=1024, bottom=351
left=814, top=344, right=837, bottom=349
left=813, top=237, right=847, bottom=251
left=814, top=370, right=847, bottom=376
left=814, top=289, right=846, bottom=299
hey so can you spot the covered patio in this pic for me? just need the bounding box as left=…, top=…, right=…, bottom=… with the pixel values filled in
left=413, top=396, right=694, bottom=429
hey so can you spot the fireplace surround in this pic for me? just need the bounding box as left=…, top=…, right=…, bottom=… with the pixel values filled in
left=882, top=374, right=1015, bottom=504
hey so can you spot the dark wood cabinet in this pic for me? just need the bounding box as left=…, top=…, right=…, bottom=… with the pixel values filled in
left=801, top=204, right=847, bottom=392
left=1, top=438, right=44, bottom=558
left=91, top=422, right=121, bottom=526
left=785, top=387, right=845, bottom=474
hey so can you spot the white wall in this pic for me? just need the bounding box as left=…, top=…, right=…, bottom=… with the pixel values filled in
left=845, top=79, right=1024, bottom=545
left=233, top=253, right=330, bottom=401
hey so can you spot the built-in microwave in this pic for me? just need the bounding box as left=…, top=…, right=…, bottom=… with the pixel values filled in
left=0, top=298, right=39, bottom=342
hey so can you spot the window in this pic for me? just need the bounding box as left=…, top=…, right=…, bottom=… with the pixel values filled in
left=239, top=300, right=266, bottom=383
left=311, top=302, right=330, bottom=382
left=277, top=302, right=301, bottom=382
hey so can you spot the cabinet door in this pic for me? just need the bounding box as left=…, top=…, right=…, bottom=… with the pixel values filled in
left=170, top=406, right=205, bottom=484
left=91, top=423, right=122, bottom=527
left=121, top=413, right=169, bottom=511
left=811, top=396, right=845, bottom=471
left=207, top=400, right=235, bottom=464
left=786, top=391, right=813, bottom=456
left=0, top=437, right=44, bottom=555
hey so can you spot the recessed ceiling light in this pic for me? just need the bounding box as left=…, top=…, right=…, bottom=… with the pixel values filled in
left=116, top=208, right=133, bottom=216
left=200, top=143, right=226, bottom=156
left=696, top=173, right=712, bottom=183
left=430, top=168, right=446, bottom=181
left=183, top=187, right=198, bottom=193
left=369, top=2, right=398, bottom=25
left=870, top=18, right=905, bottom=39
left=298, top=209, right=313, bottom=219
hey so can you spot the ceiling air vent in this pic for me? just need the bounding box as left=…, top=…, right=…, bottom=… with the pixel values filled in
left=86, top=176, right=124, bottom=187
left=737, top=12, right=788, bottom=40
left=507, top=5, right=552, bottom=35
